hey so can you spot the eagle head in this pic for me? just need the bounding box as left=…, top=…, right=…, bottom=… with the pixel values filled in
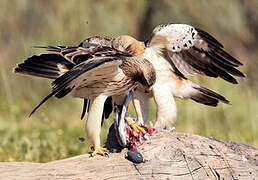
left=113, top=35, right=145, bottom=57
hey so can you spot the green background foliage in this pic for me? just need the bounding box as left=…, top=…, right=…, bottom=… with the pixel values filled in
left=0, top=0, right=257, bottom=162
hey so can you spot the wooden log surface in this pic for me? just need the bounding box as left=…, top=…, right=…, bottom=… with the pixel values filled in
left=0, top=131, right=257, bottom=180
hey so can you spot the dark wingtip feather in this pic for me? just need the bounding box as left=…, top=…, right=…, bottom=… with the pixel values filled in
left=195, top=28, right=224, bottom=48
left=13, top=67, right=58, bottom=79
left=196, top=28, right=244, bottom=67
left=216, top=48, right=243, bottom=67
left=210, top=59, right=245, bottom=78
left=14, top=54, right=75, bottom=79
left=207, top=65, right=239, bottom=84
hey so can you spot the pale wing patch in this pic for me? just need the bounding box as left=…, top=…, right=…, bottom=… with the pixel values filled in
left=151, top=24, right=197, bottom=52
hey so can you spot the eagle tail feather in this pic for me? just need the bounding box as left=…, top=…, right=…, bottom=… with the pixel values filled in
left=190, top=85, right=230, bottom=106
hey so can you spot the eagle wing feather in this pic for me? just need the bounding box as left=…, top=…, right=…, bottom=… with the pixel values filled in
left=147, top=24, right=245, bottom=84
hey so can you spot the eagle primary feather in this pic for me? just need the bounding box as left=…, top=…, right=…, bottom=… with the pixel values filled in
left=147, top=24, right=244, bottom=84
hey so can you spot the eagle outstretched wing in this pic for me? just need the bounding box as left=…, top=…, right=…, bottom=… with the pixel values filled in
left=146, top=24, right=245, bottom=83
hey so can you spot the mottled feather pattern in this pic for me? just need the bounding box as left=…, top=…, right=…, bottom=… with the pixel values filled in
left=150, top=24, right=197, bottom=52
left=35, top=41, right=132, bottom=66
left=79, top=36, right=114, bottom=48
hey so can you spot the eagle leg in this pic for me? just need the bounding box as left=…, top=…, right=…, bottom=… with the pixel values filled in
left=86, top=95, right=108, bottom=156
left=132, top=89, right=151, bottom=125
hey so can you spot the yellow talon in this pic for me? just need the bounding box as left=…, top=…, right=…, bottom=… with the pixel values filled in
left=125, top=117, right=146, bottom=134
left=131, top=124, right=146, bottom=134
left=91, top=147, right=108, bottom=157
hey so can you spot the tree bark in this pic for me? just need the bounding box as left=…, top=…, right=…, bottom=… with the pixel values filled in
left=0, top=131, right=257, bottom=180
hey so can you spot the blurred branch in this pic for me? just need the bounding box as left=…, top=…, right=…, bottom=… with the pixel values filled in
left=134, top=0, right=158, bottom=41
left=240, top=0, right=258, bottom=47
left=239, top=0, right=258, bottom=89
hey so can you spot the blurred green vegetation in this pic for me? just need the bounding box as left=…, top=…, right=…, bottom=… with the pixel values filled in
left=0, top=0, right=257, bottom=162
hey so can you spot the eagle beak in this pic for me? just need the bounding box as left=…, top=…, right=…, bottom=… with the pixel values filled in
left=143, top=85, right=152, bottom=92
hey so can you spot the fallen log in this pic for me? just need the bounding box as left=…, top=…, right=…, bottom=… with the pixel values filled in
left=0, top=131, right=257, bottom=179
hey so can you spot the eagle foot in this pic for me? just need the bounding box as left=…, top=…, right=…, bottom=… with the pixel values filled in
left=125, top=117, right=146, bottom=134
left=90, top=147, right=109, bottom=157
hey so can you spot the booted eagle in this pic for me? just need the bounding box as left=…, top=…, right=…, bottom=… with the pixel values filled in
left=134, top=24, right=244, bottom=128
left=14, top=40, right=156, bottom=156
left=79, top=23, right=244, bottom=129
